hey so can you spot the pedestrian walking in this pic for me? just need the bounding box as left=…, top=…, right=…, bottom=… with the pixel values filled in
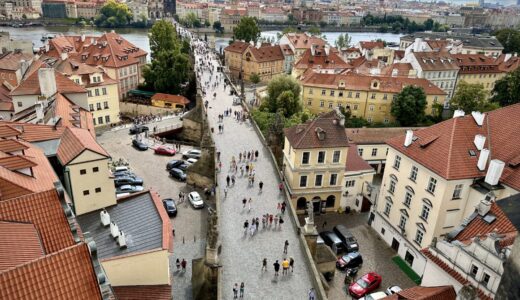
left=248, top=198, right=252, bottom=212
left=289, top=257, right=294, bottom=272
left=279, top=216, right=284, bottom=228
left=181, top=259, right=187, bottom=272
left=224, top=187, right=228, bottom=198
left=262, top=258, right=267, bottom=271
left=226, top=175, right=230, bottom=187
left=273, top=260, right=280, bottom=276
left=281, top=202, right=286, bottom=215
left=239, top=282, right=244, bottom=298
left=284, top=240, right=289, bottom=254
left=274, top=216, right=279, bottom=227
left=255, top=150, right=259, bottom=160
left=308, top=288, right=316, bottom=300
left=282, top=258, right=289, bottom=275
left=277, top=203, right=281, bottom=211
left=176, top=258, right=180, bottom=270
left=244, top=220, right=249, bottom=232
left=242, top=198, right=247, bottom=208
left=259, top=181, right=263, bottom=192
left=231, top=174, right=236, bottom=185
left=233, top=283, right=238, bottom=299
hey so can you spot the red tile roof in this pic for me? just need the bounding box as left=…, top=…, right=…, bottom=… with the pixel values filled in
left=10, top=67, right=86, bottom=96
left=346, top=127, right=421, bottom=145
left=248, top=45, right=285, bottom=62
left=0, top=139, right=28, bottom=153
left=0, top=189, right=75, bottom=253
left=0, top=51, right=33, bottom=71
left=151, top=93, right=190, bottom=105
left=359, top=41, right=385, bottom=50
left=0, top=124, right=21, bottom=138
left=295, top=48, right=351, bottom=71
left=52, top=93, right=95, bottom=133
left=280, top=44, right=294, bottom=56
left=382, top=285, right=456, bottom=300
left=497, top=55, right=520, bottom=72
left=0, top=121, right=65, bottom=142
left=452, top=54, right=500, bottom=74
left=0, top=155, right=37, bottom=171
left=0, top=243, right=102, bottom=300
left=0, top=82, right=13, bottom=104
left=0, top=221, right=45, bottom=272
left=454, top=202, right=517, bottom=244
left=224, top=41, right=251, bottom=54
left=113, top=285, right=171, bottom=300
left=345, top=144, right=373, bottom=172
left=221, top=8, right=247, bottom=16
left=413, top=52, right=460, bottom=71
left=285, top=33, right=327, bottom=50
left=284, top=111, right=349, bottom=149
left=56, top=126, right=109, bottom=165
left=387, top=104, right=520, bottom=190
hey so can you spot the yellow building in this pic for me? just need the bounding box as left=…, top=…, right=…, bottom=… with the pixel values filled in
left=224, top=41, right=285, bottom=82
left=300, top=72, right=446, bottom=123
left=371, top=106, right=520, bottom=276
left=283, top=110, right=349, bottom=214
left=151, top=93, right=190, bottom=111
left=220, top=8, right=247, bottom=33
left=452, top=54, right=505, bottom=93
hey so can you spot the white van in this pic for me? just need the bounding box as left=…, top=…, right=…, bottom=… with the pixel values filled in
left=114, top=166, right=129, bottom=172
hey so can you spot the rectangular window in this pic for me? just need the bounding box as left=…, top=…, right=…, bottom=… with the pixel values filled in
left=333, top=150, right=341, bottom=163
left=384, top=202, right=392, bottom=216
left=330, top=174, right=337, bottom=186
left=93, top=167, right=99, bottom=172
left=371, top=148, right=377, bottom=157
left=353, top=104, right=358, bottom=110
left=320, top=101, right=324, bottom=107
left=80, top=169, right=86, bottom=175
left=321, top=89, right=326, bottom=95
left=415, top=229, right=424, bottom=245
left=383, top=94, right=388, bottom=100
left=328, top=102, right=333, bottom=108
left=421, top=205, right=431, bottom=221
left=330, top=90, right=335, bottom=96
left=98, top=116, right=103, bottom=124
left=355, top=92, right=360, bottom=98
left=471, top=265, right=479, bottom=278
left=307, top=99, right=312, bottom=106
left=348, top=91, right=352, bottom=98
left=404, top=192, right=412, bottom=207
left=410, top=166, right=418, bottom=182
left=482, top=273, right=490, bottom=287
left=309, top=88, right=313, bottom=94
left=97, top=103, right=101, bottom=110
left=83, top=190, right=90, bottom=196
left=315, top=174, right=323, bottom=187
left=95, top=89, right=100, bottom=96
left=358, top=148, right=363, bottom=157
left=317, top=151, right=325, bottom=163
left=95, top=187, right=102, bottom=193
left=371, top=93, right=376, bottom=99
left=389, top=180, right=396, bottom=194
left=88, top=90, right=92, bottom=97
left=452, top=184, right=463, bottom=199
left=299, top=175, right=308, bottom=187
left=302, top=152, right=310, bottom=164
left=427, top=177, right=437, bottom=194
left=105, top=115, right=111, bottom=123
left=338, top=91, right=343, bottom=97
left=345, top=180, right=355, bottom=187
left=89, top=104, right=94, bottom=111
left=103, top=101, right=109, bottom=109
left=399, top=215, right=407, bottom=229
left=393, top=155, right=401, bottom=170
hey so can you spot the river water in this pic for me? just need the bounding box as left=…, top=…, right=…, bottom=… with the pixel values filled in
left=1, top=25, right=402, bottom=56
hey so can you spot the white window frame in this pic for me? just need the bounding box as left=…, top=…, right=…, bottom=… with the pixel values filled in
left=394, top=155, right=401, bottom=170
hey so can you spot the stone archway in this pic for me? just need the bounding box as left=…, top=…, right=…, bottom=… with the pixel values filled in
left=326, top=195, right=336, bottom=209
left=296, top=197, right=307, bottom=210
left=312, top=196, right=321, bottom=214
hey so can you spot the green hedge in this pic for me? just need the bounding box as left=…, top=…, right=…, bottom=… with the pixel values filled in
left=392, top=256, right=421, bottom=284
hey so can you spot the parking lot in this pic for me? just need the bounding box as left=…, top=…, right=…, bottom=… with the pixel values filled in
left=97, top=119, right=207, bottom=299
left=299, top=212, right=416, bottom=299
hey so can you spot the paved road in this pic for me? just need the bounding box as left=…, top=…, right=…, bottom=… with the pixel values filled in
left=96, top=118, right=207, bottom=300
left=195, top=44, right=315, bottom=300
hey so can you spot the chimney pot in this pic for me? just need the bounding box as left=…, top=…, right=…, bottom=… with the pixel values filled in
left=404, top=130, right=414, bottom=147
left=485, top=159, right=505, bottom=186
left=477, top=148, right=489, bottom=171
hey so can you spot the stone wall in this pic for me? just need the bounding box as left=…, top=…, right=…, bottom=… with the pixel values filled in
left=119, top=101, right=176, bottom=116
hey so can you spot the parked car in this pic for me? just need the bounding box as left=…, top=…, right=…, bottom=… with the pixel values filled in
left=166, top=159, right=183, bottom=170
left=177, top=162, right=189, bottom=171
left=336, top=252, right=363, bottom=270
left=386, top=286, right=402, bottom=295
left=319, top=231, right=347, bottom=254
left=116, top=184, right=144, bottom=195
left=348, top=272, right=382, bottom=298
left=182, top=149, right=201, bottom=159
left=132, top=139, right=148, bottom=151
left=129, top=125, right=149, bottom=134
left=114, top=176, right=143, bottom=187
left=113, top=170, right=135, bottom=177
left=154, top=146, right=176, bottom=156
left=360, top=292, right=388, bottom=300
left=169, top=168, right=186, bottom=181
left=188, top=191, right=204, bottom=208
left=333, top=225, right=359, bottom=253
left=162, top=198, right=177, bottom=217
left=186, top=158, right=198, bottom=165
left=114, top=166, right=129, bottom=173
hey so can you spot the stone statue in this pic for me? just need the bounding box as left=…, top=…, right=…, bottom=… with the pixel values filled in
left=207, top=208, right=219, bottom=249
left=306, top=201, right=314, bottom=224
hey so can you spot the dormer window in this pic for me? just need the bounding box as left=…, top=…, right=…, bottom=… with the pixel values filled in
left=371, top=80, right=379, bottom=89
left=339, top=80, right=345, bottom=88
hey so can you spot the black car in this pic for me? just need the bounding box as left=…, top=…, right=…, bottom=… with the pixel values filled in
left=114, top=176, right=144, bottom=187
left=113, top=170, right=135, bottom=177
left=132, top=139, right=148, bottom=151
left=177, top=162, right=189, bottom=171
left=336, top=252, right=363, bottom=270
left=319, top=231, right=347, bottom=254
left=162, top=198, right=177, bottom=217
left=129, top=125, right=149, bottom=134
left=333, top=225, right=359, bottom=253
left=169, top=168, right=186, bottom=181
left=166, top=159, right=183, bottom=170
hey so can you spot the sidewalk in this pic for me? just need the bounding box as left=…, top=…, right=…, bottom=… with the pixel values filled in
left=196, top=48, right=315, bottom=299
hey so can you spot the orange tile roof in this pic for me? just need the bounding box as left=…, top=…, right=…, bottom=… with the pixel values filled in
left=345, top=144, right=373, bottom=172
left=284, top=111, right=349, bottom=149
left=0, top=82, right=13, bottom=103
left=222, top=8, right=247, bottom=15
left=387, top=104, right=520, bottom=190
left=286, top=33, right=327, bottom=50
left=413, top=52, right=460, bottom=71
left=0, top=51, right=33, bottom=71
left=280, top=44, right=294, bottom=56
left=0, top=189, right=75, bottom=253
left=0, top=155, right=37, bottom=171
left=359, top=41, right=385, bottom=50
left=452, top=54, right=500, bottom=74
left=0, top=121, right=65, bottom=142
left=0, top=124, right=21, bottom=138
left=382, top=285, right=456, bottom=300
left=57, top=126, right=109, bottom=165
left=497, top=55, right=520, bottom=73
left=301, top=72, right=446, bottom=95
left=112, top=285, right=172, bottom=300
left=151, top=93, right=190, bottom=105
left=148, top=189, right=173, bottom=253
left=0, top=139, right=28, bottom=153
left=0, top=221, right=45, bottom=272
left=295, top=48, right=351, bottom=71
left=10, top=67, right=86, bottom=96
left=53, top=93, right=95, bottom=132
left=346, top=127, right=421, bottom=145
left=224, top=41, right=250, bottom=54
left=248, top=45, right=285, bottom=62
left=0, top=243, right=102, bottom=300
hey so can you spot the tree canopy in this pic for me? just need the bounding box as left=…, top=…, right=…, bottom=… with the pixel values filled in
left=308, top=26, right=321, bottom=36
left=450, top=81, right=498, bottom=114
left=262, top=75, right=301, bottom=117
left=94, top=0, right=132, bottom=28
left=213, top=21, right=223, bottom=33
left=491, top=68, right=520, bottom=107
left=335, top=33, right=352, bottom=49
left=149, top=20, right=177, bottom=58
left=249, top=73, right=261, bottom=84
left=362, top=14, right=448, bottom=33
left=391, top=86, right=427, bottom=126
left=494, top=29, right=520, bottom=54
left=234, top=17, right=261, bottom=43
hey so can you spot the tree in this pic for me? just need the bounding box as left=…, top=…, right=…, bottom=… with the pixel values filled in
left=335, top=33, right=351, bottom=49
left=263, top=75, right=301, bottom=117
left=450, top=81, right=497, bottom=114
left=250, top=73, right=261, bottom=84
left=213, top=21, right=223, bottom=33
left=491, top=68, right=520, bottom=107
left=94, top=0, right=132, bottom=28
left=308, top=26, right=321, bottom=36
left=204, top=20, right=210, bottom=27
left=234, top=16, right=261, bottom=43
left=142, top=49, right=190, bottom=95
left=391, top=86, right=427, bottom=126
left=149, top=20, right=177, bottom=58
left=494, top=29, right=520, bottom=54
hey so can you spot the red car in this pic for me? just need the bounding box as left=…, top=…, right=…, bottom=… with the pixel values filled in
left=154, top=146, right=176, bottom=156
left=348, top=272, right=382, bottom=298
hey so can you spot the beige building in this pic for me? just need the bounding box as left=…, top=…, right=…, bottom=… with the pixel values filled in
left=452, top=53, right=505, bottom=94
left=283, top=110, right=349, bottom=214
left=279, top=33, right=328, bottom=61
left=342, top=144, right=376, bottom=213
left=220, top=8, right=247, bottom=33
left=371, top=105, right=520, bottom=276
left=292, top=46, right=351, bottom=79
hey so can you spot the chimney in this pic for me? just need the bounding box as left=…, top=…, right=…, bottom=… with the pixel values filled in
left=81, top=34, right=85, bottom=42
left=453, top=109, right=465, bottom=118
left=471, top=111, right=485, bottom=126
left=38, top=68, right=57, bottom=98
left=477, top=199, right=492, bottom=216
left=474, top=134, right=486, bottom=151
left=414, top=38, right=422, bottom=52
left=324, top=45, right=330, bottom=56
left=334, top=107, right=345, bottom=126
left=61, top=52, right=68, bottom=61
left=110, top=221, right=119, bottom=239
left=100, top=209, right=110, bottom=227
left=111, top=30, right=115, bottom=33
left=404, top=130, right=414, bottom=147
left=118, top=231, right=127, bottom=249
left=20, top=59, right=30, bottom=77
left=477, top=148, right=489, bottom=171
left=392, top=68, right=398, bottom=77
left=485, top=159, right=505, bottom=186
left=93, top=39, right=97, bottom=46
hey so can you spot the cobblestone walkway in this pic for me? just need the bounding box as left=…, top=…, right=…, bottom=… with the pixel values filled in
left=196, top=52, right=315, bottom=299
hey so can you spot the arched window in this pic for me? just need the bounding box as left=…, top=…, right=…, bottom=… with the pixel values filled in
left=297, top=197, right=307, bottom=210
left=405, top=185, right=415, bottom=194
left=326, top=195, right=336, bottom=208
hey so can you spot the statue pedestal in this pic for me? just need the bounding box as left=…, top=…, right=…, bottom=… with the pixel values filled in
left=303, top=218, right=318, bottom=258
left=205, top=246, right=219, bottom=265
left=303, top=217, right=318, bottom=235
